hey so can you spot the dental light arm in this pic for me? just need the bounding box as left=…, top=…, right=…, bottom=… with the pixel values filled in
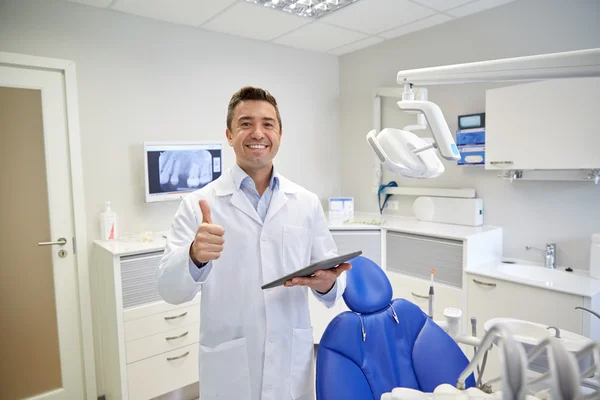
left=397, top=97, right=459, bottom=161
left=369, top=48, right=600, bottom=179
left=396, top=48, right=600, bottom=86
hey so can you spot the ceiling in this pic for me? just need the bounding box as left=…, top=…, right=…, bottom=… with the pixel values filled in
left=67, top=0, right=517, bottom=55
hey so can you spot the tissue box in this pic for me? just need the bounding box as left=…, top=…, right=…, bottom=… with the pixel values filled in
left=456, top=129, right=485, bottom=146
left=457, top=145, right=485, bottom=165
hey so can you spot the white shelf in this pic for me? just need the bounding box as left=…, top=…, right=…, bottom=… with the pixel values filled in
left=381, top=186, right=476, bottom=199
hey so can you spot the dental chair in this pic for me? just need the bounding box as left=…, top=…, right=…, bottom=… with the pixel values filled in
left=315, top=256, right=475, bottom=400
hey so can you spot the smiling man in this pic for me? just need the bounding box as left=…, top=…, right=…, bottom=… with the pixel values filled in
left=156, top=86, right=351, bottom=400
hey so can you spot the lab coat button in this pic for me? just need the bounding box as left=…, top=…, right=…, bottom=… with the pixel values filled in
left=269, top=336, right=275, bottom=343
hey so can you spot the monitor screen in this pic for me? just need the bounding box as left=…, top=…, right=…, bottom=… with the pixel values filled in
left=144, top=141, right=222, bottom=202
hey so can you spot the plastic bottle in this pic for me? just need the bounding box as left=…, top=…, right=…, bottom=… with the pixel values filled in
left=100, top=201, right=118, bottom=240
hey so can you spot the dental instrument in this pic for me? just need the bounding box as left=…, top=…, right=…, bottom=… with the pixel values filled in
left=368, top=48, right=600, bottom=179
left=428, top=269, right=435, bottom=318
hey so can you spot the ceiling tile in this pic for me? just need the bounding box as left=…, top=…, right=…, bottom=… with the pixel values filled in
left=379, top=13, right=452, bottom=39
left=273, top=22, right=368, bottom=52
left=68, top=0, right=113, bottom=8
left=329, top=36, right=384, bottom=56
left=320, top=0, right=436, bottom=35
left=447, top=0, right=517, bottom=17
left=200, top=1, right=311, bottom=42
left=409, top=0, right=473, bottom=12
left=111, top=0, right=239, bottom=26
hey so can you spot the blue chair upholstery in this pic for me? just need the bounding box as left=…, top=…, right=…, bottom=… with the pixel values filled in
left=316, top=256, right=475, bottom=400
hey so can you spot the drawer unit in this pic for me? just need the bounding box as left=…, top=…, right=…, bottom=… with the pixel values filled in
left=126, top=323, right=200, bottom=364
left=124, top=303, right=200, bottom=342
left=127, top=344, right=199, bottom=400
left=91, top=243, right=201, bottom=400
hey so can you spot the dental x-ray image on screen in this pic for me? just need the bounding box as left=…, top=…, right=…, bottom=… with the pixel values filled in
left=144, top=142, right=222, bottom=202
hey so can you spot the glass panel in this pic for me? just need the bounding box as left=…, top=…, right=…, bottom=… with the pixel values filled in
left=0, top=87, right=62, bottom=399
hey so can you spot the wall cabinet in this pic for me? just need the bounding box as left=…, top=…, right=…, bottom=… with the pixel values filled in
left=465, top=272, right=585, bottom=385
left=485, top=77, right=600, bottom=171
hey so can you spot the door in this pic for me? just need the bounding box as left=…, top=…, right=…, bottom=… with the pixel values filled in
left=0, top=65, right=84, bottom=399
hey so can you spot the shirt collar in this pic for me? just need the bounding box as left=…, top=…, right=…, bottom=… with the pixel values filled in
left=231, top=163, right=280, bottom=191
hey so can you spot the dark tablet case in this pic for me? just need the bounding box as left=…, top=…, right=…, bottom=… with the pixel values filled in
left=261, top=250, right=362, bottom=290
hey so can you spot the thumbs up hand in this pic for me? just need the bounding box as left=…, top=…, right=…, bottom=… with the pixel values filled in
left=190, top=200, right=225, bottom=266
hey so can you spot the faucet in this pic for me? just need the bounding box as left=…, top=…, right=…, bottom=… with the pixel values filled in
left=575, top=306, right=600, bottom=320
left=525, top=243, right=556, bottom=269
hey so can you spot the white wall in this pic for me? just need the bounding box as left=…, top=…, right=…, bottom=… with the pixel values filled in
left=0, top=0, right=341, bottom=245
left=339, top=0, right=600, bottom=271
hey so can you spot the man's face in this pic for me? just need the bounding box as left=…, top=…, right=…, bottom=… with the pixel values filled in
left=226, top=100, right=282, bottom=172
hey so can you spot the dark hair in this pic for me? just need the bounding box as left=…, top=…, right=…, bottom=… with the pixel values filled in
left=226, top=86, right=282, bottom=131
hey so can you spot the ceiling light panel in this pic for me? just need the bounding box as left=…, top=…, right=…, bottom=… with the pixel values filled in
left=244, top=0, right=361, bottom=19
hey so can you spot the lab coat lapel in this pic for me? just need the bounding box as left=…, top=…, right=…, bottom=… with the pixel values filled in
left=215, top=169, right=262, bottom=226
left=264, top=176, right=297, bottom=225
left=264, top=189, right=288, bottom=226
left=230, top=189, right=262, bottom=226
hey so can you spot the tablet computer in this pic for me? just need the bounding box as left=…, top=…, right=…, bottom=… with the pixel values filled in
left=261, top=250, right=362, bottom=290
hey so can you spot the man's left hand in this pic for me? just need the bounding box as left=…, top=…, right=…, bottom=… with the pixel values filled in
left=284, top=262, right=352, bottom=294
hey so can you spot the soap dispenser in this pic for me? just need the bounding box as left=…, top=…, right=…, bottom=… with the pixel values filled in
left=100, top=201, right=118, bottom=240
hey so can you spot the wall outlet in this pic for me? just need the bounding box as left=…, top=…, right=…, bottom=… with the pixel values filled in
left=385, top=200, right=399, bottom=210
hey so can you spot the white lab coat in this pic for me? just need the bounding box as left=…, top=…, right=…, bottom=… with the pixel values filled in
left=156, top=168, right=346, bottom=400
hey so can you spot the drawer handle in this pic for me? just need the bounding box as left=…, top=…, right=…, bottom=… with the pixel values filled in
left=165, top=331, right=189, bottom=341
left=166, top=351, right=190, bottom=361
left=164, top=311, right=187, bottom=321
left=411, top=292, right=429, bottom=299
left=473, top=278, right=496, bottom=287
left=490, top=161, right=513, bottom=165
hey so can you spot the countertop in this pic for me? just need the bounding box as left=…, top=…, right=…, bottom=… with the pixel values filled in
left=330, top=212, right=501, bottom=241
left=95, top=211, right=501, bottom=256
left=466, top=261, right=600, bottom=298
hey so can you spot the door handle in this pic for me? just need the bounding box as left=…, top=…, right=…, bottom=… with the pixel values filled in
left=38, top=237, right=67, bottom=246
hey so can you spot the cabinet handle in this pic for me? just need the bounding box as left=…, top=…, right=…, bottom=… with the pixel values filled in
left=473, top=278, right=496, bottom=287
left=411, top=292, right=429, bottom=299
left=489, top=161, right=514, bottom=165
left=165, top=331, right=189, bottom=341
left=166, top=351, right=190, bottom=361
left=164, top=311, right=187, bottom=321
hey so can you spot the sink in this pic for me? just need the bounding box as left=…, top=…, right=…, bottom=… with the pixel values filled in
left=496, top=263, right=593, bottom=289
left=484, top=317, right=593, bottom=373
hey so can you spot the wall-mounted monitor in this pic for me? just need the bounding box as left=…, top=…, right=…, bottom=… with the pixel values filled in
left=144, top=141, right=222, bottom=203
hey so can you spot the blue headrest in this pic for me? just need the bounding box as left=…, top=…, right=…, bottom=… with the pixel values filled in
left=343, top=256, right=393, bottom=314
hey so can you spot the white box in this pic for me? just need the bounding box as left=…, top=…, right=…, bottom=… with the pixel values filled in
left=412, top=196, right=483, bottom=226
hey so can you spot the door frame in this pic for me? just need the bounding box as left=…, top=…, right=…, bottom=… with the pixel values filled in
left=0, top=51, right=97, bottom=400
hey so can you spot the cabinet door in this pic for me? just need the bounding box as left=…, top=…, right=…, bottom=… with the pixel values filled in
left=485, top=77, right=600, bottom=170
left=387, top=271, right=462, bottom=322
left=466, top=273, right=583, bottom=386
left=386, top=232, right=463, bottom=288
left=120, top=251, right=164, bottom=309
left=331, top=230, right=381, bottom=267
